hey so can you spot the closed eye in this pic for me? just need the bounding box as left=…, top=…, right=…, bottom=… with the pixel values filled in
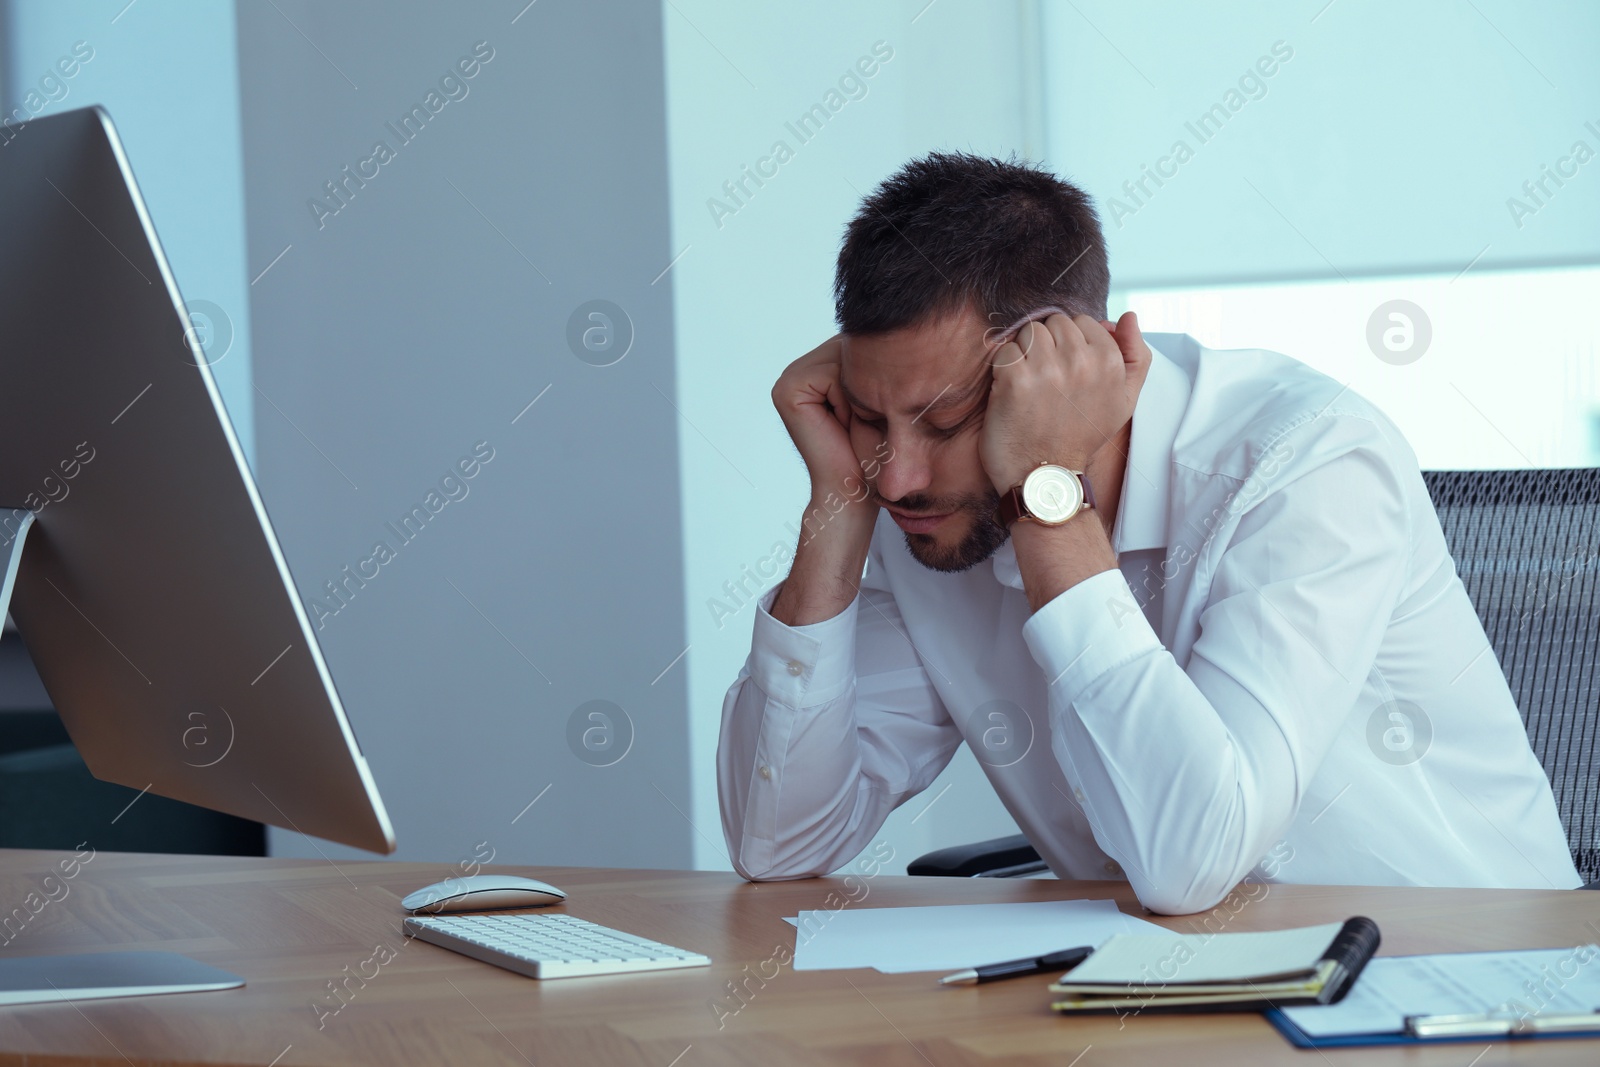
left=928, top=405, right=983, bottom=439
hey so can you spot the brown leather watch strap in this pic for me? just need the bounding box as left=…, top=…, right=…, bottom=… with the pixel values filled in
left=997, top=484, right=1026, bottom=528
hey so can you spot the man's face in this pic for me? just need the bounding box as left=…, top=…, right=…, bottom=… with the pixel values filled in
left=839, top=307, right=1010, bottom=573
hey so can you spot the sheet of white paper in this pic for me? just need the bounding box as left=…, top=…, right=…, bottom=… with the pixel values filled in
left=1281, top=946, right=1600, bottom=1038
left=789, top=899, right=1166, bottom=973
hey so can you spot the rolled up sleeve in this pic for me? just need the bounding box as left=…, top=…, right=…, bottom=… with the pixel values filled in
left=718, top=538, right=964, bottom=881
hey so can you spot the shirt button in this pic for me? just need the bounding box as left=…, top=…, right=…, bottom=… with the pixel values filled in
left=1104, top=860, right=1122, bottom=876
left=785, top=659, right=803, bottom=676
left=759, top=765, right=773, bottom=780
left=1073, top=788, right=1086, bottom=803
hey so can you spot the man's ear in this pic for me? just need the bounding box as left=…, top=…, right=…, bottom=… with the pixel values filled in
left=1109, top=311, right=1153, bottom=401
left=983, top=311, right=1012, bottom=350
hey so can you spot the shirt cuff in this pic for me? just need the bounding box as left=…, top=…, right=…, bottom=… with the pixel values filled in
left=748, top=584, right=859, bottom=708
left=1022, top=568, right=1162, bottom=695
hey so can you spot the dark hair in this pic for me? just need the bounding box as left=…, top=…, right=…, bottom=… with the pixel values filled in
left=833, top=152, right=1109, bottom=335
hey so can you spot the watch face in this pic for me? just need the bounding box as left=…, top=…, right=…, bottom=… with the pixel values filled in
left=1022, top=464, right=1083, bottom=524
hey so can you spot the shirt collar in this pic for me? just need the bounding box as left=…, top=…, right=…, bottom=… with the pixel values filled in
left=990, top=333, right=1194, bottom=589
left=1110, top=335, right=1192, bottom=554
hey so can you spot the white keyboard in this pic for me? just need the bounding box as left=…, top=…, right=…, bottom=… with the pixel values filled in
left=404, top=913, right=711, bottom=979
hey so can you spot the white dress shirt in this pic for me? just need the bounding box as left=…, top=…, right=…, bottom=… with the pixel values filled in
left=718, top=332, right=1581, bottom=913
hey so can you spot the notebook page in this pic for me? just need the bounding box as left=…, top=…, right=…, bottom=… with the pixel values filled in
left=1061, top=922, right=1344, bottom=985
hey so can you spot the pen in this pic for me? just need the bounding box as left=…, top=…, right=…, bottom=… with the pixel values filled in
left=939, top=946, right=1094, bottom=986
left=1404, top=1009, right=1600, bottom=1038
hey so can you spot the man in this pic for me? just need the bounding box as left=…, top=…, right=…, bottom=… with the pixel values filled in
left=717, top=152, right=1579, bottom=914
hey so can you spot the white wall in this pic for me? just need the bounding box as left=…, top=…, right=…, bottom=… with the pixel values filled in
left=1, top=0, right=255, bottom=459
left=1039, top=0, right=1600, bottom=286
left=662, top=0, right=1048, bottom=871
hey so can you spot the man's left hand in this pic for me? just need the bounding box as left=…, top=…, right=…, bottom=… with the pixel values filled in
left=980, top=311, right=1153, bottom=493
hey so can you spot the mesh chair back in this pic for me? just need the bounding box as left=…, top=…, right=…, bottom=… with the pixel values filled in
left=1424, top=469, right=1600, bottom=884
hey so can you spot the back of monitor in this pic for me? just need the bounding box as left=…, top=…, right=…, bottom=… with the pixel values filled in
left=0, top=105, right=394, bottom=854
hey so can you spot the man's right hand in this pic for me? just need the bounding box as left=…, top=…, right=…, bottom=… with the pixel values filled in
left=771, top=335, right=873, bottom=502
left=769, top=336, right=880, bottom=627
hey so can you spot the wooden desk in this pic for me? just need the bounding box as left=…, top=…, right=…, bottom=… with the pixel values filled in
left=1, top=848, right=1597, bottom=1065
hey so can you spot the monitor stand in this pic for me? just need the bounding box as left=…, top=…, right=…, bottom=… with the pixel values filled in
left=0, top=509, right=33, bottom=627
left=0, top=951, right=244, bottom=1006
left=0, top=509, right=246, bottom=1005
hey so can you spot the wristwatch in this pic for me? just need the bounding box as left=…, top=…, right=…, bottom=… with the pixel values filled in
left=997, top=462, right=1096, bottom=528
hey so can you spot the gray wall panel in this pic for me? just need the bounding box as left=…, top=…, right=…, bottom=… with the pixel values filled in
left=234, top=0, right=690, bottom=869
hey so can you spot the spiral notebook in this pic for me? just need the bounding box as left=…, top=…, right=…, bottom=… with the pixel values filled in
left=1050, top=917, right=1380, bottom=1014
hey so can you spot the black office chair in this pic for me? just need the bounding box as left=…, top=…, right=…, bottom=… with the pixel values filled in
left=909, top=468, right=1600, bottom=889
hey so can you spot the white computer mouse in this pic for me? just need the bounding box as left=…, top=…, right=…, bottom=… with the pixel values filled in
left=401, top=874, right=568, bottom=914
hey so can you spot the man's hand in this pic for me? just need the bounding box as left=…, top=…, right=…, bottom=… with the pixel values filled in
left=980, top=311, right=1152, bottom=492
left=769, top=336, right=880, bottom=627
left=772, top=335, right=874, bottom=506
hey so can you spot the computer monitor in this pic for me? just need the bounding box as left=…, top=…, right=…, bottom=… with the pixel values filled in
left=0, top=105, right=394, bottom=858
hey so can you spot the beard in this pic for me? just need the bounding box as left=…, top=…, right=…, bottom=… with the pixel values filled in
left=889, top=488, right=1011, bottom=573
